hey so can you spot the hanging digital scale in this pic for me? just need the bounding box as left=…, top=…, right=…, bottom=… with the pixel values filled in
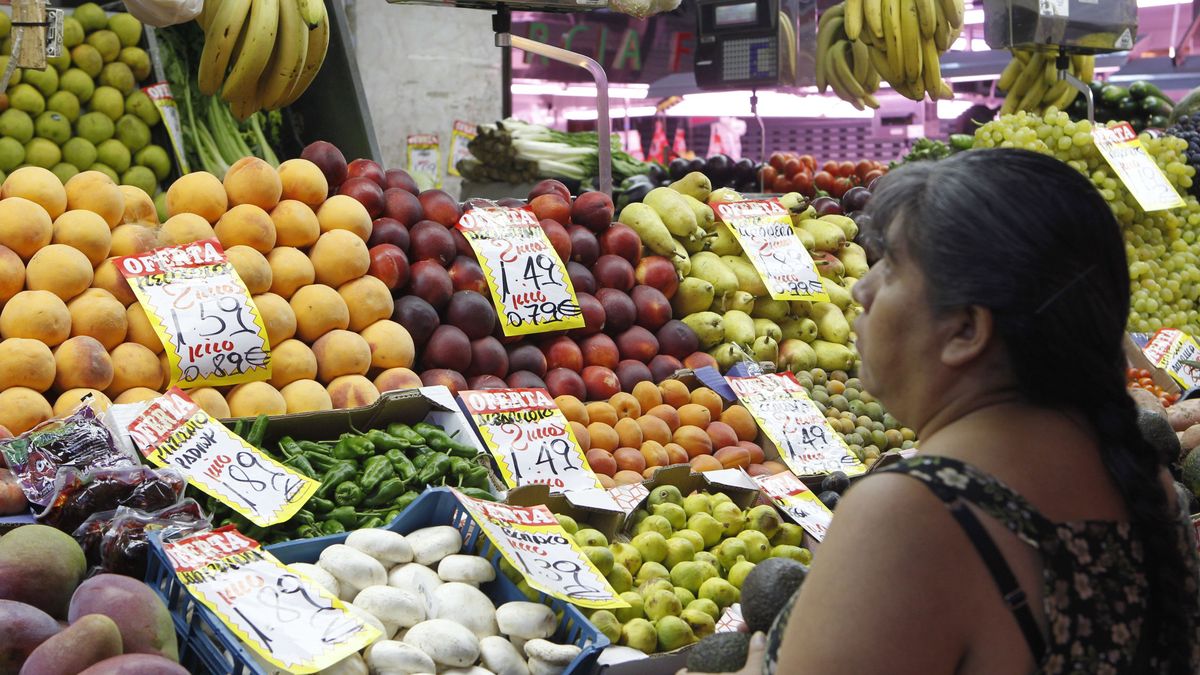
left=982, top=0, right=1138, bottom=54
left=693, top=0, right=813, bottom=90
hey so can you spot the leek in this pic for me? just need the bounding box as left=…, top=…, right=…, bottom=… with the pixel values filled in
left=460, top=117, right=651, bottom=185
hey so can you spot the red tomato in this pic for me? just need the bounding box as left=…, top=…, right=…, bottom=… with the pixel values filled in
left=793, top=172, right=815, bottom=196
left=838, top=161, right=855, bottom=177
left=832, top=177, right=853, bottom=197
left=769, top=153, right=787, bottom=171
left=822, top=161, right=839, bottom=175
left=760, top=165, right=778, bottom=185
left=772, top=174, right=792, bottom=193
left=863, top=169, right=885, bottom=183
left=783, top=159, right=802, bottom=177
left=813, top=171, right=836, bottom=192
left=800, top=155, right=817, bottom=172
left=855, top=160, right=874, bottom=181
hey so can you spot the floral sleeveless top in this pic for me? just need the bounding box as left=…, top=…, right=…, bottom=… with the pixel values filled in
left=762, top=456, right=1200, bottom=675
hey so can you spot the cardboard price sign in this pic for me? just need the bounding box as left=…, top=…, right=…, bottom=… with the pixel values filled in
left=727, top=372, right=866, bottom=478
left=713, top=200, right=828, bottom=302
left=162, top=528, right=380, bottom=673
left=460, top=388, right=601, bottom=492
left=116, top=239, right=271, bottom=389
left=751, top=470, right=833, bottom=541
left=1092, top=123, right=1185, bottom=212
left=1142, top=328, right=1200, bottom=389
left=457, top=207, right=585, bottom=336
left=127, top=388, right=317, bottom=527
left=453, top=490, right=628, bottom=609
left=407, top=133, right=441, bottom=189
left=447, top=121, right=477, bottom=177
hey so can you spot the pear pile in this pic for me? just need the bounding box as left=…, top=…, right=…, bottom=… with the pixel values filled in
left=558, top=485, right=808, bottom=654
left=619, top=173, right=866, bottom=376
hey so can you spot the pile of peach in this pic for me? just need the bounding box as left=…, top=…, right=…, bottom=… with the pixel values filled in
left=555, top=379, right=788, bottom=486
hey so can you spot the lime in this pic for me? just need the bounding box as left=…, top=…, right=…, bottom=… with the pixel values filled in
left=24, top=138, right=62, bottom=169
left=62, top=137, right=98, bottom=169
left=134, top=144, right=170, bottom=181
left=0, top=137, right=25, bottom=172
left=0, top=109, right=34, bottom=144
left=75, top=111, right=115, bottom=145
left=96, top=138, right=131, bottom=173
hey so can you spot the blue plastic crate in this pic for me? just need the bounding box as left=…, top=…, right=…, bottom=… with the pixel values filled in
left=145, top=487, right=609, bottom=674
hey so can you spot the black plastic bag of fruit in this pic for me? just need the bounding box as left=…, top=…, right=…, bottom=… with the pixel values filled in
left=37, top=465, right=186, bottom=534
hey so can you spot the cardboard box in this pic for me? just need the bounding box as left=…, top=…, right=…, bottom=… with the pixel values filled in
left=505, top=484, right=627, bottom=541
left=1124, top=333, right=1183, bottom=396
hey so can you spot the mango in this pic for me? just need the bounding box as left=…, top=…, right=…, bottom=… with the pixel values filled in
left=21, top=613, right=123, bottom=675
left=68, top=574, right=178, bottom=661
left=0, top=599, right=61, bottom=673
left=0, top=525, right=86, bottom=618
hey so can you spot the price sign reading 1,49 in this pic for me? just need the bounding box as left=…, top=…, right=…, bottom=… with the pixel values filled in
left=457, top=207, right=584, bottom=336
left=453, top=490, right=627, bottom=610
left=116, top=238, right=272, bottom=389
left=727, top=372, right=866, bottom=478
left=459, top=388, right=601, bottom=493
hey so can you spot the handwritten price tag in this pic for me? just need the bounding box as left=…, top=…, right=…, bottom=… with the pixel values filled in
left=116, top=239, right=271, bottom=389
left=407, top=134, right=442, bottom=189
left=460, top=388, right=600, bottom=492
left=714, top=200, right=828, bottom=301
left=163, top=528, right=380, bottom=674
left=1142, top=328, right=1200, bottom=389
left=727, top=372, right=865, bottom=478
left=453, top=490, right=627, bottom=609
left=1092, top=123, right=1185, bottom=213
left=447, top=121, right=477, bottom=178
left=127, top=388, right=317, bottom=527
left=752, top=470, right=833, bottom=541
left=457, top=207, right=584, bottom=336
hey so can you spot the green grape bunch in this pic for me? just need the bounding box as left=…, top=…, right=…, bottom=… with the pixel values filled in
left=974, top=108, right=1200, bottom=334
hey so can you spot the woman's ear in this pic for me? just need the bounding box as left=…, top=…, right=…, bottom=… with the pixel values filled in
left=940, top=305, right=994, bottom=367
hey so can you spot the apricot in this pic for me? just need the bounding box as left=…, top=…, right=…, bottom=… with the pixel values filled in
left=277, top=159, right=328, bottom=208
left=309, top=229, right=369, bottom=287
left=289, top=284, right=349, bottom=342
left=269, top=339, right=318, bottom=388
left=190, top=387, right=231, bottom=418
left=586, top=448, right=617, bottom=477
left=114, top=387, right=163, bottom=404
left=317, top=194, right=372, bottom=241
left=555, top=395, right=588, bottom=425
left=1, top=290, right=71, bottom=345
left=2, top=167, right=66, bottom=218
left=673, top=424, right=713, bottom=459
left=658, top=379, right=690, bottom=409
left=677, top=403, right=711, bottom=429
left=270, top=199, right=320, bottom=248
left=609, top=392, right=641, bottom=420
left=54, top=335, right=114, bottom=391
left=631, top=380, right=662, bottom=414
left=338, top=276, right=394, bottom=333
left=266, top=247, right=314, bottom=299
left=108, top=223, right=158, bottom=256
left=125, top=302, right=163, bottom=353
left=762, top=460, right=790, bottom=475
left=690, top=455, right=723, bottom=472
left=224, top=157, right=282, bottom=210
left=215, top=204, right=276, bottom=253
left=721, top=405, right=759, bottom=442
left=613, top=470, right=644, bottom=485
left=326, top=374, right=380, bottom=409
left=68, top=288, right=127, bottom=349
left=105, top=342, right=162, bottom=395
left=640, top=440, right=669, bottom=468
left=738, top=440, right=765, bottom=464
left=360, top=319, right=414, bottom=370
left=598, top=474, right=616, bottom=488
left=312, top=329, right=371, bottom=383
left=0, top=387, right=52, bottom=433
left=0, top=196, right=52, bottom=259
left=167, top=171, right=227, bottom=223
left=65, top=171, right=124, bottom=228
left=569, top=420, right=590, bottom=451
left=52, top=209, right=112, bottom=264
left=281, top=379, right=333, bottom=413
left=0, top=245, right=23, bottom=304
left=53, top=388, right=112, bottom=416
left=691, top=387, right=724, bottom=419
left=614, top=417, right=643, bottom=449
left=251, top=292, right=296, bottom=346
left=118, top=185, right=158, bottom=225
left=159, top=212, right=215, bottom=246
left=373, top=367, right=422, bottom=393
left=642, top=467, right=660, bottom=479
left=614, top=447, right=647, bottom=474
left=706, top=421, right=739, bottom=450
left=226, top=245, right=272, bottom=295
left=226, top=381, right=286, bottom=417
left=663, top=442, right=689, bottom=465
left=714, top=445, right=752, bottom=469
left=585, top=401, right=618, bottom=427
left=635, top=414, right=671, bottom=445
left=0, top=338, right=55, bottom=391
left=587, top=422, right=619, bottom=452
left=94, top=257, right=136, bottom=306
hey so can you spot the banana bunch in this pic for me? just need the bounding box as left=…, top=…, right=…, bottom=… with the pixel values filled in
left=195, top=0, right=330, bottom=120
left=815, top=4, right=880, bottom=110
left=998, top=49, right=1095, bottom=116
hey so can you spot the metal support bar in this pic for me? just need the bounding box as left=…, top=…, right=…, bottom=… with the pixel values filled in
left=495, top=31, right=612, bottom=195
left=1057, top=53, right=1093, bottom=125
left=750, top=89, right=765, bottom=192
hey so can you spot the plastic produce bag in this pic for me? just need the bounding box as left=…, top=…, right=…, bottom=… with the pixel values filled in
left=37, top=465, right=186, bottom=534
left=0, top=405, right=135, bottom=506
left=123, top=0, right=203, bottom=27
left=101, top=499, right=210, bottom=577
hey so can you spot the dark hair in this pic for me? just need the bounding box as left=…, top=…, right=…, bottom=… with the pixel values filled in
left=863, top=148, right=1198, bottom=672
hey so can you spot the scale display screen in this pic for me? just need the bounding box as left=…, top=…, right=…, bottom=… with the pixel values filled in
left=715, top=2, right=759, bottom=26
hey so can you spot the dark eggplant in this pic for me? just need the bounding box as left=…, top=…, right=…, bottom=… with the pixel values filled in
left=668, top=158, right=691, bottom=181
left=733, top=158, right=756, bottom=182
left=687, top=157, right=706, bottom=175
left=647, top=163, right=668, bottom=183
left=705, top=154, right=732, bottom=183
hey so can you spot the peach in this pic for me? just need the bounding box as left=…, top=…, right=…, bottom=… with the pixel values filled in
left=271, top=199, right=321, bottom=248
left=585, top=401, right=618, bottom=427
left=762, top=460, right=790, bottom=475
left=683, top=352, right=720, bottom=371
left=613, top=447, right=647, bottom=475
left=640, top=440, right=669, bottom=468
left=52, top=209, right=112, bottom=265
left=268, top=339, right=317, bottom=388
left=312, top=329, right=371, bottom=383
left=417, top=190, right=462, bottom=228
left=339, top=276, right=394, bottom=332
left=108, top=223, right=158, bottom=257
left=277, top=159, right=329, bottom=208
left=290, top=284, right=350, bottom=342
left=570, top=190, right=614, bottom=233
left=609, top=392, right=641, bottom=420
left=0, top=387, right=52, bottom=433
left=224, top=157, right=282, bottom=210
left=635, top=256, right=680, bottom=299
left=421, top=325, right=470, bottom=371
left=690, top=455, right=724, bottom=473
left=0, top=338, right=55, bottom=391
left=167, top=171, right=227, bottom=223
left=227, top=245, right=272, bottom=295
left=468, top=336, right=508, bottom=378
left=659, top=379, right=691, bottom=408
left=373, top=367, right=422, bottom=393
left=68, top=288, right=127, bottom=349
left=673, top=425, right=713, bottom=458
left=419, top=368, right=468, bottom=396
left=613, top=469, right=644, bottom=486
left=714, top=445, right=752, bottom=469
left=663, top=442, right=689, bottom=465
left=588, top=422, right=619, bottom=452
left=159, top=212, right=216, bottom=246
left=118, top=185, right=158, bottom=225
left=615, top=360, right=652, bottom=394
left=360, top=319, right=414, bottom=370
left=544, top=368, right=585, bottom=400
left=327, top=374, right=381, bottom=409
left=190, top=387, right=231, bottom=418
left=650, top=355, right=685, bottom=383
left=597, top=474, right=616, bottom=489
left=53, top=388, right=112, bottom=417
left=691, top=387, right=725, bottom=419
left=215, top=204, right=276, bottom=253
left=0, top=245, right=22, bottom=304
left=528, top=179, right=570, bottom=201
left=94, top=257, right=136, bottom=306
left=281, top=379, right=334, bottom=413
left=647, top=403, right=681, bottom=432
left=106, top=342, right=163, bottom=396
left=251, top=292, right=296, bottom=346
left=586, top=448, right=617, bottom=477
left=614, top=416, right=643, bottom=449
left=580, top=333, right=619, bottom=369
left=267, top=246, right=315, bottom=299
left=317, top=194, right=372, bottom=241
left=54, top=335, right=114, bottom=391
left=746, top=464, right=772, bottom=477
left=2, top=167, right=66, bottom=219
left=543, top=336, right=583, bottom=373
left=310, top=229, right=370, bottom=288
left=569, top=420, right=590, bottom=451
left=26, top=244, right=93, bottom=300
left=1, top=290, right=71, bottom=345
left=65, top=171, right=124, bottom=228
left=529, top=194, right=570, bottom=224
left=0, top=196, right=52, bottom=259
left=227, top=381, right=287, bottom=417
left=115, top=387, right=164, bottom=404
left=636, top=414, right=671, bottom=445
left=721, top=405, right=759, bottom=442
left=554, top=394, right=588, bottom=425
left=125, top=302, right=163, bottom=353
left=678, top=403, right=712, bottom=429
left=706, top=421, right=739, bottom=451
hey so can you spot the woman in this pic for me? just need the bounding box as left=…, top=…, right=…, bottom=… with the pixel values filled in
left=693, top=149, right=1200, bottom=674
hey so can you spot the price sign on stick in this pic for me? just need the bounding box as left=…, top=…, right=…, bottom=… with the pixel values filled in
left=714, top=200, right=829, bottom=302
left=1092, top=122, right=1185, bottom=212
left=162, top=528, right=380, bottom=674
left=116, top=239, right=271, bottom=389
left=127, top=388, right=317, bottom=526
left=452, top=490, right=628, bottom=609
left=460, top=388, right=601, bottom=493
left=752, top=470, right=833, bottom=541
left=727, top=372, right=866, bottom=478
left=457, top=207, right=584, bottom=336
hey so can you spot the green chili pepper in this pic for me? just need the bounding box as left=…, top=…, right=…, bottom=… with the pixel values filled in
left=386, top=423, right=425, bottom=446
left=359, top=516, right=384, bottom=529
left=294, top=510, right=316, bottom=525
left=246, top=415, right=270, bottom=448
left=307, top=497, right=335, bottom=514
left=364, top=478, right=407, bottom=507
left=385, top=448, right=417, bottom=482
left=416, top=452, right=451, bottom=484
left=304, top=450, right=339, bottom=473
left=320, top=520, right=346, bottom=535
left=393, top=490, right=420, bottom=511
left=298, top=524, right=322, bottom=539
left=384, top=509, right=402, bottom=523
left=359, top=455, right=395, bottom=493
left=462, top=464, right=493, bottom=490
left=231, top=420, right=247, bottom=438
left=283, top=453, right=317, bottom=479
left=364, top=429, right=410, bottom=452
left=412, top=453, right=433, bottom=471
left=335, top=481, right=364, bottom=507
left=414, top=422, right=479, bottom=459
left=328, top=506, right=359, bottom=529
left=461, top=487, right=497, bottom=501
left=243, top=524, right=269, bottom=541
left=333, top=434, right=374, bottom=460
left=299, top=440, right=332, bottom=456
left=316, top=462, right=358, bottom=498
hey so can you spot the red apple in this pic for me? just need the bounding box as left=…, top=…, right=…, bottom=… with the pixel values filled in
left=368, top=244, right=410, bottom=290
left=339, top=177, right=385, bottom=218
left=347, top=158, right=386, bottom=188
left=649, top=354, right=684, bottom=382
left=451, top=227, right=475, bottom=261
left=508, top=344, right=548, bottom=377
left=615, top=359, right=652, bottom=393
left=631, top=285, right=671, bottom=332
left=683, top=352, right=720, bottom=371
left=467, top=336, right=509, bottom=378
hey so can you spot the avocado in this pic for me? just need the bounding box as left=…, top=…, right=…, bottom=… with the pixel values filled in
left=741, top=557, right=808, bottom=633
left=1182, top=448, right=1200, bottom=498
left=1138, top=408, right=1182, bottom=464
left=686, top=632, right=752, bottom=672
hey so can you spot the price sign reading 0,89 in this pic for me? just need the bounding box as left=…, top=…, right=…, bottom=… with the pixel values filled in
left=163, top=528, right=380, bottom=674
left=459, top=388, right=601, bottom=493
left=714, top=200, right=829, bottom=302
left=727, top=372, right=866, bottom=478
left=116, top=238, right=271, bottom=389
left=453, top=490, right=627, bottom=610
left=457, top=207, right=584, bottom=336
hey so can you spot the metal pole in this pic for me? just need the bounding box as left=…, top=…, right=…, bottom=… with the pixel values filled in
left=494, top=8, right=513, bottom=119
left=1057, top=53, right=1093, bottom=124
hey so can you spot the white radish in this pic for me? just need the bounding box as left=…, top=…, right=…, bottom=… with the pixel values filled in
left=319, top=545, right=387, bottom=601
left=403, top=619, right=480, bottom=668
left=523, top=639, right=580, bottom=666
left=289, top=562, right=340, bottom=598
left=526, top=658, right=565, bottom=675
left=479, top=635, right=530, bottom=675
left=347, top=529, right=414, bottom=566
left=388, top=562, right=444, bottom=615
left=353, top=585, right=426, bottom=638
left=406, top=526, right=463, bottom=565
left=365, top=639, right=436, bottom=675
left=437, top=555, right=496, bottom=585
left=496, top=602, right=556, bottom=640
left=431, top=582, right=499, bottom=639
